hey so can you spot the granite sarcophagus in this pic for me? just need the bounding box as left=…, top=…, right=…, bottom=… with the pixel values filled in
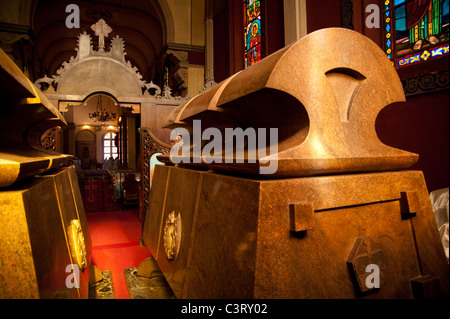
left=142, top=28, right=449, bottom=299
left=0, top=49, right=91, bottom=299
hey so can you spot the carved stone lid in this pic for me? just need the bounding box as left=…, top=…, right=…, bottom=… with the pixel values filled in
left=161, top=28, right=418, bottom=177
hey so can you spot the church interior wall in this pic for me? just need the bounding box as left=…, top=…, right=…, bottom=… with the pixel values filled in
left=0, top=0, right=448, bottom=300
left=163, top=0, right=205, bottom=47
left=265, top=0, right=286, bottom=55
left=212, top=1, right=228, bottom=83
left=0, top=1, right=22, bottom=25
left=306, top=0, right=343, bottom=33
left=377, top=90, right=450, bottom=192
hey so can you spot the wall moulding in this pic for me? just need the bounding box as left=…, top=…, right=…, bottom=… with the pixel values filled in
left=402, top=70, right=449, bottom=97
left=341, top=0, right=354, bottom=30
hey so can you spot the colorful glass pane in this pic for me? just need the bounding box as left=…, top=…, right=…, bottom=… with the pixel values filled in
left=385, top=0, right=394, bottom=60
left=384, top=0, right=449, bottom=68
left=243, top=0, right=262, bottom=68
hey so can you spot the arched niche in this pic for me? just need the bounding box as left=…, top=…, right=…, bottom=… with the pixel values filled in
left=76, top=129, right=96, bottom=142
left=75, top=128, right=96, bottom=170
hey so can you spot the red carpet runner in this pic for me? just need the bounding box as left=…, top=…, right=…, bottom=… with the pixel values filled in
left=86, top=209, right=151, bottom=299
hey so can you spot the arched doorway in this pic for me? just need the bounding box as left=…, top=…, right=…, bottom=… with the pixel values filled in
left=71, top=92, right=121, bottom=169
left=76, top=129, right=96, bottom=170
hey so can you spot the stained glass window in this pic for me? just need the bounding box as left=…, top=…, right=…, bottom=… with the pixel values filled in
left=244, top=0, right=263, bottom=68
left=384, top=0, right=449, bottom=68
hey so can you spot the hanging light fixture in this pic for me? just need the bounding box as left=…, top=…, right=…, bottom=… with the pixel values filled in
left=89, top=95, right=116, bottom=124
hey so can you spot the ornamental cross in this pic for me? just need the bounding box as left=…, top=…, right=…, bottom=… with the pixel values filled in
left=91, top=19, right=112, bottom=52
left=85, top=179, right=97, bottom=203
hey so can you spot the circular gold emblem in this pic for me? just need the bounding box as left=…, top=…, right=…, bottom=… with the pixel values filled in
left=163, top=211, right=182, bottom=261
left=67, top=219, right=87, bottom=271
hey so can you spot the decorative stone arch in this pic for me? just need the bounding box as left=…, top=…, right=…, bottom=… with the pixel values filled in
left=43, top=27, right=146, bottom=97
left=76, top=128, right=96, bottom=142
left=34, top=19, right=174, bottom=100
left=34, top=18, right=188, bottom=220
left=75, top=128, right=96, bottom=169
left=82, top=91, right=121, bottom=110
left=56, top=56, right=144, bottom=96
